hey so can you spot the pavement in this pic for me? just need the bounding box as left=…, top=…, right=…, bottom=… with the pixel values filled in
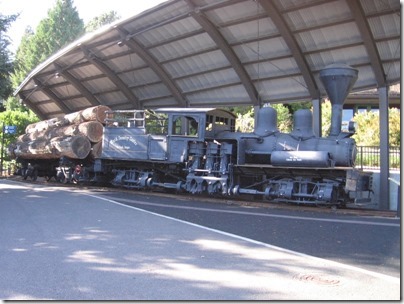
left=0, top=179, right=400, bottom=300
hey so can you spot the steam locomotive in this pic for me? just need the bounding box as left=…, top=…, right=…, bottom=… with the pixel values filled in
left=13, top=64, right=372, bottom=207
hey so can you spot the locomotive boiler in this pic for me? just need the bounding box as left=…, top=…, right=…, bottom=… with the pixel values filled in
left=10, top=64, right=372, bottom=207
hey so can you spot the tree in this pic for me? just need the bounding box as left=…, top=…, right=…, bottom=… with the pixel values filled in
left=0, top=110, right=39, bottom=163
left=271, top=104, right=292, bottom=132
left=0, top=13, right=18, bottom=104
left=85, top=11, right=120, bottom=32
left=321, top=100, right=332, bottom=136
left=35, top=0, right=84, bottom=61
left=388, top=108, right=400, bottom=146
left=7, top=0, right=85, bottom=113
left=11, top=0, right=84, bottom=97
left=353, top=108, right=401, bottom=147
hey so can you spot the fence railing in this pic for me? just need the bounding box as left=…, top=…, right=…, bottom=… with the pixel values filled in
left=356, top=146, right=400, bottom=171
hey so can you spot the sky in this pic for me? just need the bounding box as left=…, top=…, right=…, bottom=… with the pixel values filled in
left=0, top=0, right=167, bottom=53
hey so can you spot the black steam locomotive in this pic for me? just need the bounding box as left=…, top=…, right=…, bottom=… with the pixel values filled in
left=13, top=64, right=372, bottom=207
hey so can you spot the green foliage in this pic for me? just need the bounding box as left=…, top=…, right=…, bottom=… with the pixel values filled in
left=321, top=100, right=332, bottom=136
left=233, top=106, right=254, bottom=132
left=353, top=107, right=401, bottom=146
left=11, top=0, right=84, bottom=95
left=0, top=110, right=39, bottom=161
left=388, top=107, right=400, bottom=146
left=85, top=11, right=120, bottom=32
left=271, top=104, right=292, bottom=132
left=353, top=110, right=380, bottom=146
left=37, top=0, right=84, bottom=58
left=0, top=13, right=18, bottom=101
left=286, top=101, right=312, bottom=114
left=11, top=27, right=35, bottom=89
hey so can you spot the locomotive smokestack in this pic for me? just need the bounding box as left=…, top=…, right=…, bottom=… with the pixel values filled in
left=319, top=63, right=358, bottom=136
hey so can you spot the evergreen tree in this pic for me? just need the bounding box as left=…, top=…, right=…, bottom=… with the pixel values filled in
left=36, top=0, right=84, bottom=61
left=11, top=0, right=84, bottom=95
left=85, top=11, right=120, bottom=33
left=0, top=13, right=18, bottom=105
left=8, top=0, right=85, bottom=112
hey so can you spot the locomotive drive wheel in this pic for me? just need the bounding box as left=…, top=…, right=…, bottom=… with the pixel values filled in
left=31, top=169, right=38, bottom=181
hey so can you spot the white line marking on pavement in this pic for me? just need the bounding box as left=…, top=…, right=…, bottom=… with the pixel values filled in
left=85, top=193, right=400, bottom=284
left=97, top=195, right=400, bottom=227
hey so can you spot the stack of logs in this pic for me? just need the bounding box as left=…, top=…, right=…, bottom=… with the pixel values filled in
left=8, top=105, right=111, bottom=160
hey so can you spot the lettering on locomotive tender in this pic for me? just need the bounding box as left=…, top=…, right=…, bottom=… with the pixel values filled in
left=110, top=136, right=138, bottom=150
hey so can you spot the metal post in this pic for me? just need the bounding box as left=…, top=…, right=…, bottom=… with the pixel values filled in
left=0, top=123, right=4, bottom=177
left=378, top=86, right=389, bottom=210
left=312, top=98, right=321, bottom=137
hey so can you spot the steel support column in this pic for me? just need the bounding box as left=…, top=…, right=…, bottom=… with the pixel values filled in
left=312, top=98, right=321, bottom=137
left=378, top=86, right=389, bottom=210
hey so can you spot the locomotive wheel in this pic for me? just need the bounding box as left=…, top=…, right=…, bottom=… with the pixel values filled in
left=22, top=169, right=28, bottom=180
left=56, top=172, right=66, bottom=183
left=31, top=169, right=38, bottom=181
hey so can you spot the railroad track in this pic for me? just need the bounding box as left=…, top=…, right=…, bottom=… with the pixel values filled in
left=1, top=175, right=397, bottom=218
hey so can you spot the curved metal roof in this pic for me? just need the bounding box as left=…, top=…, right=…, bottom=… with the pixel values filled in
left=14, top=0, right=401, bottom=119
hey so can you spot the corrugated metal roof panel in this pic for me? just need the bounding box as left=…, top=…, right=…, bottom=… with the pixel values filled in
left=219, top=17, right=278, bottom=45
left=377, top=39, right=401, bottom=61
left=274, top=0, right=323, bottom=11
left=96, top=91, right=129, bottom=106
left=284, top=1, right=351, bottom=31
left=306, top=45, right=369, bottom=70
left=187, top=84, right=250, bottom=105
left=64, top=97, right=93, bottom=109
left=163, top=49, right=229, bottom=78
left=177, top=68, right=239, bottom=92
left=136, top=16, right=201, bottom=47
left=52, top=84, right=80, bottom=97
left=359, top=0, right=400, bottom=15
left=135, top=83, right=172, bottom=100
left=205, top=1, right=262, bottom=24
left=296, top=22, right=362, bottom=52
left=233, top=37, right=291, bottom=63
left=257, top=76, right=308, bottom=101
left=107, top=53, right=146, bottom=71
left=367, top=14, right=401, bottom=39
left=149, top=32, right=216, bottom=61
left=36, top=102, right=62, bottom=114
left=245, top=57, right=299, bottom=79
left=142, top=96, right=178, bottom=108
left=119, top=67, right=161, bottom=87
left=84, top=77, right=118, bottom=93
left=13, top=0, right=400, bottom=119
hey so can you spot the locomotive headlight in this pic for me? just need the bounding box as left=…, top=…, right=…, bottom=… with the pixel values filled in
left=348, top=121, right=357, bottom=133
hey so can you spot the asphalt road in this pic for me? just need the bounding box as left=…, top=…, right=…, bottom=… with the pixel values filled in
left=100, top=189, right=400, bottom=278
left=0, top=179, right=400, bottom=300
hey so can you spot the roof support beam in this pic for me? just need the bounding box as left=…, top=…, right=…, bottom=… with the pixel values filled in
left=18, top=92, right=47, bottom=120
left=54, top=63, right=100, bottom=107
left=117, top=28, right=188, bottom=107
left=259, top=0, right=319, bottom=99
left=346, top=0, right=386, bottom=86
left=186, top=0, right=260, bottom=106
left=81, top=46, right=141, bottom=108
left=33, top=78, right=71, bottom=114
